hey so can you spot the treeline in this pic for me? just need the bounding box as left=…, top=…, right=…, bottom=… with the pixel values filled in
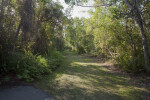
left=65, top=0, right=150, bottom=73
left=0, top=0, right=67, bottom=81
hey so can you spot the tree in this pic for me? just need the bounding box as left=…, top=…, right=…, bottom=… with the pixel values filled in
left=65, top=0, right=150, bottom=72
left=0, top=0, right=67, bottom=74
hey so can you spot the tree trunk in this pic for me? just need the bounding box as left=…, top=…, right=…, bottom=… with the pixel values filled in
left=0, top=0, right=4, bottom=28
left=124, top=0, right=150, bottom=72
left=137, top=19, right=150, bottom=72
left=0, top=0, right=4, bottom=17
left=13, top=20, right=22, bottom=52
left=134, top=2, right=150, bottom=72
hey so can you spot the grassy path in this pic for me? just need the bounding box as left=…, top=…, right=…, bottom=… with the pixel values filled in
left=34, top=52, right=149, bottom=100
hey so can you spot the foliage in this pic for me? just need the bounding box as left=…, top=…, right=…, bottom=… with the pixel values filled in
left=0, top=51, right=63, bottom=82
left=0, top=0, right=150, bottom=83
left=65, top=2, right=150, bottom=73
left=0, top=0, right=67, bottom=82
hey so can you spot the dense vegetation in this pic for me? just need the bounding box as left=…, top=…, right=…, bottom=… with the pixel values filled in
left=65, top=0, right=150, bottom=73
left=0, top=0, right=149, bottom=83
left=0, top=0, right=66, bottom=82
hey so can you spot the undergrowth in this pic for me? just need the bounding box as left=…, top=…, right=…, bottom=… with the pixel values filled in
left=0, top=51, right=63, bottom=82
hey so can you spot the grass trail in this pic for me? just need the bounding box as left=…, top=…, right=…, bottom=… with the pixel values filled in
left=34, top=52, right=149, bottom=100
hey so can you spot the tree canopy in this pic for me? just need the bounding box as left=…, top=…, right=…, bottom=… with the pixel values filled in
left=64, top=0, right=150, bottom=72
left=0, top=0, right=150, bottom=82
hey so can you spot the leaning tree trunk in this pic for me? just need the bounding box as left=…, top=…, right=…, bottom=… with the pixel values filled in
left=136, top=17, right=150, bottom=72
left=134, top=2, right=150, bottom=72
left=124, top=0, right=150, bottom=72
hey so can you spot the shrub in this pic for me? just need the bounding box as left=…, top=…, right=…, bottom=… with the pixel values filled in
left=1, top=51, right=63, bottom=82
left=115, top=52, right=145, bottom=73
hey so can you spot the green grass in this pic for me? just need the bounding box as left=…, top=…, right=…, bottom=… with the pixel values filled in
left=33, top=51, right=149, bottom=100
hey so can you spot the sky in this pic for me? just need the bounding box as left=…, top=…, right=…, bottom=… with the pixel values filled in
left=56, top=0, right=94, bottom=18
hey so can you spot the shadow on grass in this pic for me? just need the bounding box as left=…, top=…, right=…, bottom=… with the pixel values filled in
left=34, top=52, right=148, bottom=100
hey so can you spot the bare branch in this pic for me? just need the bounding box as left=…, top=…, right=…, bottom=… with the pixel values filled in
left=113, top=4, right=127, bottom=14
left=75, top=0, right=137, bottom=21
left=76, top=4, right=112, bottom=7
left=76, top=2, right=128, bottom=15
left=124, top=0, right=134, bottom=10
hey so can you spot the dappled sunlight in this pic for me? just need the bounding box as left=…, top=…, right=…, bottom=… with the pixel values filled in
left=1, top=0, right=149, bottom=99
left=72, top=62, right=107, bottom=67
left=34, top=52, right=149, bottom=100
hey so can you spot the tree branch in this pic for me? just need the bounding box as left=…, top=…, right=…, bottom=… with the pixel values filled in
left=124, top=0, right=134, bottom=10
left=77, top=4, right=112, bottom=7
left=76, top=0, right=137, bottom=21
left=76, top=2, right=128, bottom=14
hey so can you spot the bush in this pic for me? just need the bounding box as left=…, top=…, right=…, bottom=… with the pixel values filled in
left=115, top=52, right=145, bottom=73
left=1, top=51, right=63, bottom=82
left=76, top=44, right=85, bottom=54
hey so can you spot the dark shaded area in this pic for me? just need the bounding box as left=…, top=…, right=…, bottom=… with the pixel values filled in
left=0, top=86, right=56, bottom=100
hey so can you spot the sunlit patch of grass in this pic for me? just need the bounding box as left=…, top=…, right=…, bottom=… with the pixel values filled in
left=33, top=52, right=149, bottom=100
